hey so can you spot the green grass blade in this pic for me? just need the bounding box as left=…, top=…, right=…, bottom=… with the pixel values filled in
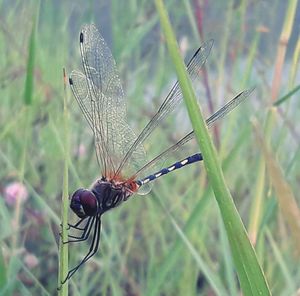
left=154, top=1, right=271, bottom=294
left=146, top=187, right=210, bottom=295
left=265, top=228, right=296, bottom=293
left=156, top=195, right=228, bottom=295
left=23, top=20, right=36, bottom=106
left=147, top=189, right=227, bottom=296
left=288, top=37, right=299, bottom=87
left=0, top=247, right=7, bottom=291
left=273, top=84, right=300, bottom=106
left=253, top=120, right=300, bottom=254
left=219, top=215, right=239, bottom=296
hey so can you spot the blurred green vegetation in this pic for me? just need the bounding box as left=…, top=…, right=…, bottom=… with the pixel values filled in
left=0, top=0, right=299, bottom=295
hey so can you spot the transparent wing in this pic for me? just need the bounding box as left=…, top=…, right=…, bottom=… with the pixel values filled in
left=115, top=40, right=214, bottom=176
left=70, top=24, right=149, bottom=183
left=69, top=71, right=93, bottom=129
left=69, top=71, right=145, bottom=177
left=132, top=88, right=254, bottom=181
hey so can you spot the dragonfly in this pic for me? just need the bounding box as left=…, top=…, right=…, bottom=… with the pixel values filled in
left=62, top=23, right=253, bottom=284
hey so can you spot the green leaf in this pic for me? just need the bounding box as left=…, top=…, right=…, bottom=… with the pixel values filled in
left=273, top=84, right=300, bottom=106
left=23, top=20, right=36, bottom=106
left=0, top=247, right=7, bottom=290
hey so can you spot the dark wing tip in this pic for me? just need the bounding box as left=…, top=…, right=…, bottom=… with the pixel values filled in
left=189, top=39, right=214, bottom=65
left=80, top=32, right=84, bottom=43
left=69, top=77, right=73, bottom=85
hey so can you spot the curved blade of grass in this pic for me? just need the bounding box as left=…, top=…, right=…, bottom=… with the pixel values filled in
left=154, top=193, right=228, bottom=295
left=19, top=260, right=51, bottom=296
left=265, top=228, right=296, bottom=293
left=273, top=84, right=300, bottom=107
left=145, top=184, right=210, bottom=295
left=288, top=37, right=299, bottom=87
left=154, top=1, right=270, bottom=295
left=252, top=120, right=300, bottom=254
left=218, top=214, right=239, bottom=296
left=146, top=188, right=227, bottom=296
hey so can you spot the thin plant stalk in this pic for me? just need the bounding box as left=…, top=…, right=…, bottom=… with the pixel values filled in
left=288, top=37, right=300, bottom=88
left=58, top=69, right=69, bottom=295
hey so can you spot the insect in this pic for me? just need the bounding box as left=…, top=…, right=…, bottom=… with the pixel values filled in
left=62, top=23, right=253, bottom=284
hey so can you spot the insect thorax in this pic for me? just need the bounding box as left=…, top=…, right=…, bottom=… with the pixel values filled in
left=91, top=179, right=133, bottom=214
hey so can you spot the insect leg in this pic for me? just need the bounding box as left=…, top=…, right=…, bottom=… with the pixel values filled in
left=63, top=217, right=95, bottom=243
left=67, top=218, right=87, bottom=230
left=61, top=215, right=101, bottom=284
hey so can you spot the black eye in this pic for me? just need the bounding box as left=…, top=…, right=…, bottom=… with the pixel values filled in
left=70, top=189, right=98, bottom=218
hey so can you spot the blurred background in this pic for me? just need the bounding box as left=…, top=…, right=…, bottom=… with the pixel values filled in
left=0, top=0, right=299, bottom=295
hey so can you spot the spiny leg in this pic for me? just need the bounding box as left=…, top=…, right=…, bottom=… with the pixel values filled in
left=67, top=217, right=94, bottom=240
left=61, top=217, right=99, bottom=284
left=68, top=217, right=88, bottom=230
left=65, top=218, right=101, bottom=280
left=63, top=217, right=95, bottom=243
left=68, top=217, right=92, bottom=238
left=57, top=218, right=94, bottom=290
left=61, top=215, right=102, bottom=284
left=60, top=218, right=86, bottom=233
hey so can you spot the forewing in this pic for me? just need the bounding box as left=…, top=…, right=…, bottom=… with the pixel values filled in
left=71, top=24, right=149, bottom=182
left=115, top=40, right=214, bottom=177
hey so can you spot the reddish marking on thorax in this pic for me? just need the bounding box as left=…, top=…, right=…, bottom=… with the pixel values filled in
left=105, top=172, right=139, bottom=193
left=126, top=180, right=139, bottom=192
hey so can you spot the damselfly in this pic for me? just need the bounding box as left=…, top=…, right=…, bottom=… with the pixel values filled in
left=62, top=23, right=253, bottom=284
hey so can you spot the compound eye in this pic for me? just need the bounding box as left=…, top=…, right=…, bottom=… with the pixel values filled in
left=70, top=189, right=98, bottom=218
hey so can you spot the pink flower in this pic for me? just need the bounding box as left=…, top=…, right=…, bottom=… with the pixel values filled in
left=78, top=143, right=87, bottom=157
left=24, top=253, right=39, bottom=269
left=73, top=143, right=87, bottom=158
left=4, top=182, right=28, bottom=206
